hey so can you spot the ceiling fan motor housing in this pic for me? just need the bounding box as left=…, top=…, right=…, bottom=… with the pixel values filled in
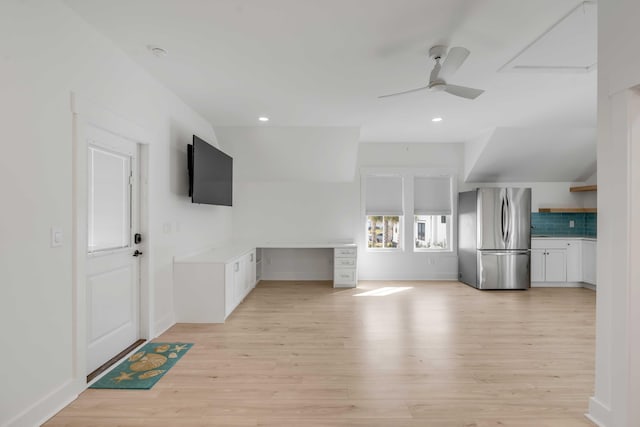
left=428, top=81, right=447, bottom=91
left=429, top=45, right=448, bottom=61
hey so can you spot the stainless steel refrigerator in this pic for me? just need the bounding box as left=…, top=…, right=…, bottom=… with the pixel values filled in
left=458, top=188, right=531, bottom=290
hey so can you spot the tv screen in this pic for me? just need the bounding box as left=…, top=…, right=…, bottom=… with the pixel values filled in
left=188, top=135, right=232, bottom=206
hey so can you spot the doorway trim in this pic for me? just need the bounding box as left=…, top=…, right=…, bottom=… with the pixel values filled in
left=70, top=92, right=153, bottom=393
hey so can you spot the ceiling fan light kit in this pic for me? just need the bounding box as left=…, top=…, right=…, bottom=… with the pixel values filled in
left=379, top=45, right=485, bottom=100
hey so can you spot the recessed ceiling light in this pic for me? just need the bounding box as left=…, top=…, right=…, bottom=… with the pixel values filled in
left=147, top=45, right=168, bottom=57
left=258, top=116, right=269, bottom=122
left=432, top=117, right=443, bottom=122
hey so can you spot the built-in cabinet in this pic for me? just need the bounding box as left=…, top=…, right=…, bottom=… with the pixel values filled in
left=255, top=248, right=263, bottom=283
left=174, top=247, right=257, bottom=323
left=531, top=248, right=566, bottom=282
left=173, top=242, right=357, bottom=323
left=333, top=247, right=358, bottom=288
left=531, top=238, right=596, bottom=287
left=582, top=240, right=597, bottom=285
left=225, top=250, right=257, bottom=318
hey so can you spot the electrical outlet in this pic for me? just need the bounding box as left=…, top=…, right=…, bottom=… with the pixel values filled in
left=569, top=220, right=575, bottom=228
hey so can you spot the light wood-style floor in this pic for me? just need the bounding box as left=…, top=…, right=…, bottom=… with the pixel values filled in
left=46, top=281, right=596, bottom=426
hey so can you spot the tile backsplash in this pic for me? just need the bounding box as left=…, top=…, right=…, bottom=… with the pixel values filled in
left=530, top=212, right=597, bottom=237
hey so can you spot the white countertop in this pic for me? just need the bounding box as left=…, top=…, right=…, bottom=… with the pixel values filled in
left=259, top=241, right=356, bottom=249
left=174, top=241, right=356, bottom=264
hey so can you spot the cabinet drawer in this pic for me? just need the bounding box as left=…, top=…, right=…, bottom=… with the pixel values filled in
left=334, top=269, right=356, bottom=284
left=335, top=247, right=357, bottom=257
left=335, top=257, right=356, bottom=267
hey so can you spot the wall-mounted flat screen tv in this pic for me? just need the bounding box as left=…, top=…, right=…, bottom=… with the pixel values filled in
left=188, top=135, right=232, bottom=206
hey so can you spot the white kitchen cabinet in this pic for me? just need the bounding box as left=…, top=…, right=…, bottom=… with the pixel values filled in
left=531, top=247, right=566, bottom=282
left=531, top=238, right=596, bottom=287
left=565, top=240, right=582, bottom=282
left=531, top=249, right=546, bottom=282
left=582, top=240, right=597, bottom=285
left=545, top=249, right=567, bottom=282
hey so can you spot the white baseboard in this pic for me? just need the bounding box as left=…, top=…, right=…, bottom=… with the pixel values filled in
left=531, top=281, right=584, bottom=288
left=358, top=273, right=458, bottom=281
left=154, top=312, right=176, bottom=338
left=261, top=271, right=333, bottom=281
left=3, top=379, right=82, bottom=427
left=586, top=396, right=610, bottom=427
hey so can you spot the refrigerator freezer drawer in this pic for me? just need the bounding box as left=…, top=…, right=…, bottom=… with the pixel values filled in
left=477, top=251, right=530, bottom=290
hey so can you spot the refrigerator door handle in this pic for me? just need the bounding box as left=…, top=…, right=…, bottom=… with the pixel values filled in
left=482, top=250, right=530, bottom=255
left=501, top=194, right=507, bottom=245
left=505, top=192, right=511, bottom=244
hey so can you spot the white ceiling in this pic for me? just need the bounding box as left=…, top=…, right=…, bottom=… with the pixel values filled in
left=64, top=0, right=596, bottom=144
left=501, top=1, right=597, bottom=73
left=465, top=127, right=596, bottom=182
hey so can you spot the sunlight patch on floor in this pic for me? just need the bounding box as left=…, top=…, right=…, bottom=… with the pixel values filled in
left=353, top=287, right=413, bottom=297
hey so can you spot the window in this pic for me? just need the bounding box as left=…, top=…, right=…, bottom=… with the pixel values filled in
left=413, top=176, right=452, bottom=251
left=365, top=175, right=403, bottom=250
left=417, top=222, right=425, bottom=241
left=88, top=146, right=132, bottom=253
left=367, top=215, right=401, bottom=248
left=414, top=215, right=450, bottom=249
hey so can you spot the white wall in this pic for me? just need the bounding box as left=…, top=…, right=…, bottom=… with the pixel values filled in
left=588, top=1, right=640, bottom=425
left=357, top=143, right=463, bottom=280
left=216, top=126, right=360, bottom=280
left=216, top=126, right=360, bottom=183
left=223, top=134, right=596, bottom=282
left=0, top=1, right=231, bottom=425
left=461, top=181, right=597, bottom=211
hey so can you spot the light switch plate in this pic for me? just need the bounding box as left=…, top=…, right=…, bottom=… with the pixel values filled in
left=51, top=227, right=63, bottom=247
left=569, top=220, right=575, bottom=228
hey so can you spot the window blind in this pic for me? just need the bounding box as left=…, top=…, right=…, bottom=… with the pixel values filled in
left=414, top=176, right=452, bottom=215
left=365, top=175, right=403, bottom=216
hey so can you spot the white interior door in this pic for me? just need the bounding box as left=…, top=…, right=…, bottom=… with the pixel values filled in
left=86, top=126, right=140, bottom=375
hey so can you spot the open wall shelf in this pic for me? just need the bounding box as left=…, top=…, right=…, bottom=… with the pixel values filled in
left=570, top=185, right=597, bottom=192
left=538, top=208, right=597, bottom=213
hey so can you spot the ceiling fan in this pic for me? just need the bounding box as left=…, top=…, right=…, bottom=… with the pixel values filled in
left=379, top=45, right=484, bottom=100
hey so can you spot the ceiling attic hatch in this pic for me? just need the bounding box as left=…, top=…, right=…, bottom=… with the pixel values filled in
left=500, top=1, right=596, bottom=73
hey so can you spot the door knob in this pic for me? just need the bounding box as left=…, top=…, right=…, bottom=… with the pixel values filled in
left=133, top=250, right=143, bottom=257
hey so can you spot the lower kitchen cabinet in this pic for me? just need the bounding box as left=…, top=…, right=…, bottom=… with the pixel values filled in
left=582, top=240, right=597, bottom=285
left=531, top=248, right=566, bottom=282
left=531, top=238, right=596, bottom=287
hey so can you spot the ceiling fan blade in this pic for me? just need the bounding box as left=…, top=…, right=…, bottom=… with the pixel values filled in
left=378, top=85, right=430, bottom=99
left=438, top=46, right=470, bottom=80
left=443, top=84, right=484, bottom=99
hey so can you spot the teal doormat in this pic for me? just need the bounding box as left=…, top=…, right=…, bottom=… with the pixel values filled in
left=90, top=342, right=193, bottom=389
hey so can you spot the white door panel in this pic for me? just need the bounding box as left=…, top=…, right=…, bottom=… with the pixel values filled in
left=88, top=264, right=134, bottom=341
left=86, top=125, right=140, bottom=375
